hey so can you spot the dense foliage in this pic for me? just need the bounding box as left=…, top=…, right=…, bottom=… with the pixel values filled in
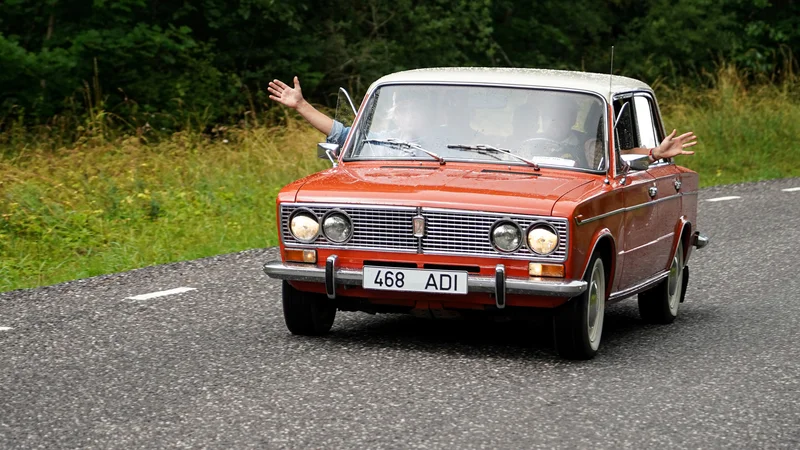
left=1, top=0, right=798, bottom=129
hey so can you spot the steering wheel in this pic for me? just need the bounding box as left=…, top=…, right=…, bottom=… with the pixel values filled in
left=520, top=137, right=588, bottom=168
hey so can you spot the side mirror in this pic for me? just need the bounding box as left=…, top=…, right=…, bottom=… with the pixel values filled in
left=317, top=142, right=340, bottom=166
left=621, top=154, right=650, bottom=171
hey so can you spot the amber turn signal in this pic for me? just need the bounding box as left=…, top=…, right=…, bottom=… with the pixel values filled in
left=285, top=249, right=317, bottom=263
left=529, top=263, right=565, bottom=278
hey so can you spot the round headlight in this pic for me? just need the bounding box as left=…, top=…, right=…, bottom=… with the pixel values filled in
left=290, top=212, right=319, bottom=242
left=322, top=212, right=352, bottom=243
left=491, top=222, right=522, bottom=252
left=527, top=224, right=558, bottom=255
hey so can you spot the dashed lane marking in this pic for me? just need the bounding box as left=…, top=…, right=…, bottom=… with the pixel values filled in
left=706, top=196, right=741, bottom=202
left=0, top=327, right=12, bottom=331
left=126, top=287, right=197, bottom=301
left=782, top=187, right=800, bottom=192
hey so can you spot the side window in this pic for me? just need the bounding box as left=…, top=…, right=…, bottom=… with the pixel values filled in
left=633, top=96, right=658, bottom=149
left=613, top=98, right=636, bottom=151
left=613, top=97, right=636, bottom=170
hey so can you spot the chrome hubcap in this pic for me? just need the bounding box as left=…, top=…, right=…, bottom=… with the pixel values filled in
left=668, top=257, right=679, bottom=296
left=667, top=246, right=683, bottom=315
left=586, top=260, right=605, bottom=350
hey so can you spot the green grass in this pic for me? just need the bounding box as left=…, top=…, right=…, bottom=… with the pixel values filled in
left=659, top=66, right=800, bottom=186
left=0, top=119, right=328, bottom=291
left=2, top=68, right=800, bottom=292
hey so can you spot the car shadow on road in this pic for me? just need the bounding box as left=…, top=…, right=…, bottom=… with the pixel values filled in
left=313, top=302, right=654, bottom=361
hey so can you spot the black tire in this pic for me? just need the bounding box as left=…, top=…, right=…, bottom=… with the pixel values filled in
left=638, top=243, right=684, bottom=324
left=282, top=280, right=336, bottom=335
left=553, top=254, right=606, bottom=360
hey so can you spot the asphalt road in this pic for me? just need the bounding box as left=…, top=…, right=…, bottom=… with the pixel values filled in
left=2, top=177, right=799, bottom=449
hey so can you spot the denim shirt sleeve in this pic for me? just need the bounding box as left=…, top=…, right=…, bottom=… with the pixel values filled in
left=326, top=120, right=351, bottom=148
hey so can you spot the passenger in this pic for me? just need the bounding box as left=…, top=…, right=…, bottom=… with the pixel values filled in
left=268, top=76, right=350, bottom=147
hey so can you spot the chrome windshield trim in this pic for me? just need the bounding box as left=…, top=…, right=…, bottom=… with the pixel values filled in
left=343, top=82, right=610, bottom=173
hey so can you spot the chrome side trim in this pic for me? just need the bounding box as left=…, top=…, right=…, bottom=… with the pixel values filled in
left=618, top=232, right=674, bottom=256
left=263, top=260, right=587, bottom=297
left=608, top=270, right=668, bottom=302
left=575, top=191, right=694, bottom=225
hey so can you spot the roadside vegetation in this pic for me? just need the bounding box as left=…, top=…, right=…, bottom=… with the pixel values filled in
left=2, top=68, right=799, bottom=292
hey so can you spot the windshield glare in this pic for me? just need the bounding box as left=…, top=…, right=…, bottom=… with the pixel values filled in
left=346, top=85, right=607, bottom=170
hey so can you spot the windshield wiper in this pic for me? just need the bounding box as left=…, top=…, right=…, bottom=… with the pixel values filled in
left=447, top=144, right=539, bottom=170
left=363, top=138, right=445, bottom=165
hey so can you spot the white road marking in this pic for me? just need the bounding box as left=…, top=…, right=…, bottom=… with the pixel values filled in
left=0, top=327, right=12, bottom=331
left=706, top=196, right=741, bottom=202
left=782, top=187, right=800, bottom=192
left=126, top=287, right=196, bottom=301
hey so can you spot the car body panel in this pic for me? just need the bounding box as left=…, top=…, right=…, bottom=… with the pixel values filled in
left=294, top=161, right=592, bottom=215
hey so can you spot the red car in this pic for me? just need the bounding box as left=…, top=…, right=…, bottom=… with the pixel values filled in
left=264, top=68, right=708, bottom=359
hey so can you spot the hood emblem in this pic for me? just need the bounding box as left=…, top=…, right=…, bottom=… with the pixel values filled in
left=412, top=215, right=426, bottom=238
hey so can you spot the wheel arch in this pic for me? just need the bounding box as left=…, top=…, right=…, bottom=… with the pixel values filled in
left=671, top=217, right=693, bottom=266
left=581, top=230, right=617, bottom=297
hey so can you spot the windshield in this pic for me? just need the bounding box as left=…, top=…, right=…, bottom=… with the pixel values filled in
left=345, top=84, right=607, bottom=170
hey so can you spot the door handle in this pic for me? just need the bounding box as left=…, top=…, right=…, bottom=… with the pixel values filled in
left=674, top=179, right=682, bottom=191
left=648, top=186, right=658, bottom=198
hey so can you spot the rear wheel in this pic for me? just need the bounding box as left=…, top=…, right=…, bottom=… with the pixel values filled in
left=638, top=243, right=684, bottom=324
left=282, top=281, right=336, bottom=335
left=553, top=254, right=606, bottom=360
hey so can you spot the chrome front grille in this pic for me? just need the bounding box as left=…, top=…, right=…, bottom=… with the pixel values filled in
left=423, top=208, right=568, bottom=260
left=281, top=204, right=418, bottom=252
left=280, top=203, right=569, bottom=261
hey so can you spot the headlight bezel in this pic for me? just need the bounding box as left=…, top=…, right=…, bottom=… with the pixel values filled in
left=321, top=209, right=354, bottom=244
left=526, top=222, right=560, bottom=255
left=490, top=219, right=523, bottom=253
left=288, top=208, right=321, bottom=243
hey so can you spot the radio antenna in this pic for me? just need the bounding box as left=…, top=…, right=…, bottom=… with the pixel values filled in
left=608, top=45, right=615, bottom=99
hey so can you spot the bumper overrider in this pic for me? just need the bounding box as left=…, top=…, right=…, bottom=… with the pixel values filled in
left=263, top=255, right=587, bottom=309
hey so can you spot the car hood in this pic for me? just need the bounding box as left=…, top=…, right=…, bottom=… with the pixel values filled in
left=293, top=163, right=592, bottom=216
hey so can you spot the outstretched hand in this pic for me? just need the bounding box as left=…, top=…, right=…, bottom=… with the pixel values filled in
left=268, top=76, right=304, bottom=109
left=655, top=129, right=697, bottom=160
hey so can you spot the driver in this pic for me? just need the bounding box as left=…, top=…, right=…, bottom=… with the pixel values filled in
left=508, top=99, right=585, bottom=165
left=538, top=98, right=582, bottom=146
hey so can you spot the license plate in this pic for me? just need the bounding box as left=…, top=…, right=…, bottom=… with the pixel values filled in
left=362, top=266, right=468, bottom=295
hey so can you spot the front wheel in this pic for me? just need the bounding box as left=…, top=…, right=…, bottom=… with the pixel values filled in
left=282, top=281, right=336, bottom=335
left=638, top=243, right=684, bottom=324
left=553, top=254, right=606, bottom=360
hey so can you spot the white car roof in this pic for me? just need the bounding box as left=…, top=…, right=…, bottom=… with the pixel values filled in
left=371, top=67, right=653, bottom=101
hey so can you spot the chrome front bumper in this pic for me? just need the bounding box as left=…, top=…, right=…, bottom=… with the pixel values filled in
left=263, top=256, right=587, bottom=309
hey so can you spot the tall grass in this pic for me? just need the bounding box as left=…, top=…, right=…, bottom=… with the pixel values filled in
left=659, top=65, right=800, bottom=186
left=2, top=67, right=799, bottom=292
left=0, top=118, right=327, bottom=291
